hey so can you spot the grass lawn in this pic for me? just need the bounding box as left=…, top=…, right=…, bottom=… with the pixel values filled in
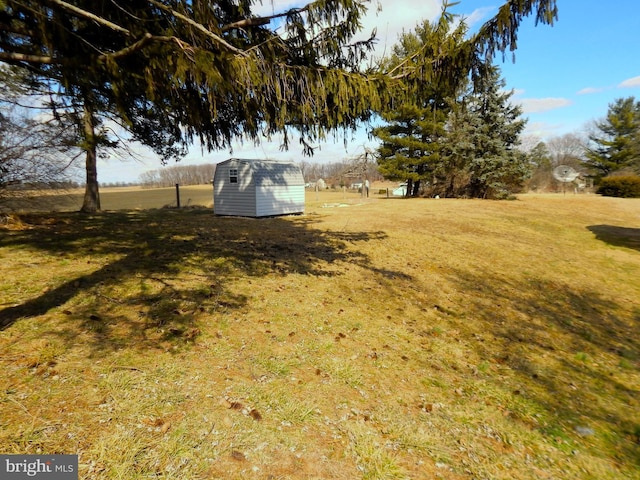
left=1, top=192, right=639, bottom=479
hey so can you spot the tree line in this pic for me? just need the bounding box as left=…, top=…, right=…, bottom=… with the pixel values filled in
left=135, top=159, right=383, bottom=190
left=138, top=164, right=216, bottom=188
left=370, top=14, right=640, bottom=198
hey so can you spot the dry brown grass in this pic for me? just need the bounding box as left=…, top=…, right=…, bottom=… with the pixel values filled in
left=1, top=192, right=639, bottom=479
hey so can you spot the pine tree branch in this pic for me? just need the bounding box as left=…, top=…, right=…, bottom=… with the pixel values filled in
left=0, top=22, right=34, bottom=38
left=46, top=0, right=131, bottom=36
left=98, top=34, right=197, bottom=62
left=0, top=51, right=56, bottom=64
left=221, top=17, right=271, bottom=32
left=220, top=5, right=311, bottom=32
left=473, top=0, right=557, bottom=59
left=98, top=33, right=154, bottom=61
left=146, top=0, right=247, bottom=56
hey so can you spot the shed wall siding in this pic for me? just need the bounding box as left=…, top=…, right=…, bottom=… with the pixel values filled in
left=213, top=161, right=256, bottom=216
left=254, top=164, right=304, bottom=187
left=255, top=185, right=305, bottom=217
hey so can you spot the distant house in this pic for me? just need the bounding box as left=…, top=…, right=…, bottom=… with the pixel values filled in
left=213, top=159, right=305, bottom=217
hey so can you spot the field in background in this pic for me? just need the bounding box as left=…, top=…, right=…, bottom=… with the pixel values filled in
left=2, top=183, right=390, bottom=213
left=1, top=193, right=639, bottom=479
left=1, top=185, right=214, bottom=212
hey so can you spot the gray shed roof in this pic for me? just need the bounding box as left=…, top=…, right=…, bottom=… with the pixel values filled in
left=219, top=159, right=304, bottom=186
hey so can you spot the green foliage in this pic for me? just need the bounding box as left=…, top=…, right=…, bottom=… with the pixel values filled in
left=456, top=67, right=529, bottom=199
left=596, top=175, right=640, bottom=198
left=586, top=97, right=640, bottom=177
left=373, top=14, right=469, bottom=197
left=475, top=0, right=558, bottom=61
left=0, top=0, right=392, bottom=211
left=0, top=0, right=390, bottom=157
left=373, top=103, right=448, bottom=196
left=376, top=55, right=529, bottom=199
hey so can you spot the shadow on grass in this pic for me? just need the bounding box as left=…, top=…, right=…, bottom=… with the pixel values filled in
left=0, top=208, right=396, bottom=353
left=588, top=225, right=640, bottom=251
left=442, top=267, right=640, bottom=466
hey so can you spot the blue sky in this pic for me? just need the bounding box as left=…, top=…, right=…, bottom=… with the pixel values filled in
left=462, top=0, right=640, bottom=139
left=99, top=0, right=640, bottom=183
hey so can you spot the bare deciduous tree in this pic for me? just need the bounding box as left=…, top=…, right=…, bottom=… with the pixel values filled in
left=1, top=68, right=82, bottom=212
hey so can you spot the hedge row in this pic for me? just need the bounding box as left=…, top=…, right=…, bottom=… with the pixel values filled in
left=596, top=175, right=640, bottom=198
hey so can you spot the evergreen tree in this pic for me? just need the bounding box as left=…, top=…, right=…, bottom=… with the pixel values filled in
left=585, top=97, right=640, bottom=177
left=439, top=66, right=529, bottom=199
left=434, top=96, right=478, bottom=197
left=526, top=141, right=553, bottom=191
left=1, top=0, right=388, bottom=211
left=373, top=12, right=467, bottom=196
left=373, top=104, right=447, bottom=197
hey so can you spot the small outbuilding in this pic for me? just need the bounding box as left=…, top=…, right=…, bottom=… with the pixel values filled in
left=213, top=159, right=305, bottom=217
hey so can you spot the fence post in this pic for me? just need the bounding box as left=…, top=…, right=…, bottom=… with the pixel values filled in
left=175, top=183, right=181, bottom=208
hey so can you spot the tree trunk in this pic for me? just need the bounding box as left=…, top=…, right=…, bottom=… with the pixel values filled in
left=444, top=176, right=454, bottom=198
left=412, top=179, right=421, bottom=197
left=80, top=102, right=100, bottom=213
left=405, top=179, right=413, bottom=198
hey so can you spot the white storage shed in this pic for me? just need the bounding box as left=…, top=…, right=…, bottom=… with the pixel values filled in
left=213, top=159, right=305, bottom=217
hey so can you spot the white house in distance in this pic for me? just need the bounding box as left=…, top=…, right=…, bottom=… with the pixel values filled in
left=213, top=159, right=305, bottom=217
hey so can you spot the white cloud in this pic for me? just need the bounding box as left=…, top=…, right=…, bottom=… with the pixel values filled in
left=356, top=0, right=441, bottom=60
left=618, top=75, right=640, bottom=88
left=577, top=86, right=605, bottom=95
left=522, top=121, right=569, bottom=140
left=516, top=97, right=573, bottom=114
left=462, top=7, right=497, bottom=29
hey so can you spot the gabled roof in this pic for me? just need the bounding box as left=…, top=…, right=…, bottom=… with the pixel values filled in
left=219, top=159, right=304, bottom=186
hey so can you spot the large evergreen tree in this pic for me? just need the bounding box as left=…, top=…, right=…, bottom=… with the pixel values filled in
left=373, top=104, right=448, bottom=197
left=453, top=66, right=529, bottom=199
left=0, top=0, right=558, bottom=211
left=434, top=96, right=479, bottom=197
left=585, top=97, right=640, bottom=177
left=373, top=10, right=468, bottom=196
left=429, top=66, right=529, bottom=199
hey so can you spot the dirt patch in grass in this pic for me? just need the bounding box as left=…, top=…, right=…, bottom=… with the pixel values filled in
left=1, top=194, right=639, bottom=479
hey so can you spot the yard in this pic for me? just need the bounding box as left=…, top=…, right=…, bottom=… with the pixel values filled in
left=1, top=192, right=639, bottom=479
